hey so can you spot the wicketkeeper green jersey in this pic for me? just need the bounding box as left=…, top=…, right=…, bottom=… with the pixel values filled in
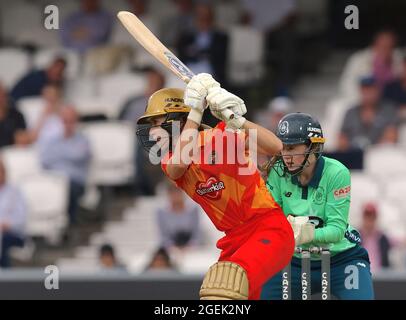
left=266, top=156, right=360, bottom=259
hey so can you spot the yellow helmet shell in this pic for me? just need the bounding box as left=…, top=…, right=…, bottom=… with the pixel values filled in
left=137, top=88, right=190, bottom=124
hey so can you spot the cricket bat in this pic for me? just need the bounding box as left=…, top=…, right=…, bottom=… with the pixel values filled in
left=117, top=11, right=234, bottom=119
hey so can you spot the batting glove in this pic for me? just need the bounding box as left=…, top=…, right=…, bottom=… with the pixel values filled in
left=184, top=73, right=220, bottom=124
left=207, top=87, right=247, bottom=130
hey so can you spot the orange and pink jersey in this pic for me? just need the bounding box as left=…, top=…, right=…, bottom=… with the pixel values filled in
left=162, top=122, right=280, bottom=232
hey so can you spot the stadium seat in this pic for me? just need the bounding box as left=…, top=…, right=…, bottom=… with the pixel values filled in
left=0, top=146, right=42, bottom=184
left=322, top=98, right=353, bottom=152
left=365, top=145, right=406, bottom=180
left=214, top=1, right=242, bottom=31
left=0, top=1, right=42, bottom=45
left=33, top=48, right=81, bottom=79
left=17, top=97, right=46, bottom=129
left=70, top=73, right=145, bottom=119
left=227, top=26, right=265, bottom=85
left=57, top=258, right=99, bottom=273
left=377, top=201, right=406, bottom=239
left=383, top=177, right=406, bottom=205
left=18, top=172, right=69, bottom=244
left=0, top=48, right=31, bottom=89
left=128, top=253, right=151, bottom=273
left=177, top=249, right=220, bottom=274
left=199, top=208, right=224, bottom=247
left=348, top=171, right=381, bottom=227
left=398, top=124, right=406, bottom=147
left=81, top=122, right=136, bottom=186
left=98, top=73, right=146, bottom=118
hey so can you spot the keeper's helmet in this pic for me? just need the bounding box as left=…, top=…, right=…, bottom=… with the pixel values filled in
left=136, top=88, right=190, bottom=159
left=273, top=112, right=326, bottom=176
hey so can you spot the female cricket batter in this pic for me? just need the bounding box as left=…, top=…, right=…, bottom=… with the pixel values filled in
left=261, top=112, right=374, bottom=300
left=136, top=73, right=294, bottom=300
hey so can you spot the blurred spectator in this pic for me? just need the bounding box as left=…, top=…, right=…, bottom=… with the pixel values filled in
left=176, top=3, right=228, bottom=85
left=145, top=247, right=176, bottom=271
left=259, top=96, right=293, bottom=133
left=119, top=67, right=165, bottom=122
left=0, top=83, right=27, bottom=148
left=99, top=243, right=126, bottom=270
left=127, top=0, right=159, bottom=36
left=0, top=159, right=27, bottom=268
left=162, top=0, right=195, bottom=47
left=121, top=67, right=165, bottom=196
left=339, top=30, right=403, bottom=102
left=240, top=0, right=296, bottom=32
left=359, top=203, right=391, bottom=273
left=338, top=76, right=398, bottom=151
left=383, top=56, right=406, bottom=120
left=157, top=184, right=201, bottom=250
left=10, top=57, right=66, bottom=103
left=241, top=0, right=297, bottom=94
left=60, top=0, right=114, bottom=54
left=255, top=96, right=292, bottom=174
left=15, top=84, right=66, bottom=148
left=35, top=84, right=65, bottom=148
left=40, top=107, right=91, bottom=225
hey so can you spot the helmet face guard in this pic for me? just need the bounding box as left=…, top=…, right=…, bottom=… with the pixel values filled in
left=274, top=143, right=324, bottom=177
left=136, top=112, right=187, bottom=163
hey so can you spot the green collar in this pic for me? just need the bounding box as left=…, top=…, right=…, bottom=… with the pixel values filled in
left=291, top=156, right=325, bottom=188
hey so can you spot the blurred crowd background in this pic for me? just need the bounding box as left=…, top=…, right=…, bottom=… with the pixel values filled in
left=0, top=0, right=406, bottom=278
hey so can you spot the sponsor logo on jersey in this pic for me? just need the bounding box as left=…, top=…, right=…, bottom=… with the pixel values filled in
left=284, top=192, right=292, bottom=197
left=196, top=177, right=225, bottom=200
left=345, top=228, right=362, bottom=244
left=333, top=186, right=351, bottom=199
left=313, top=186, right=325, bottom=205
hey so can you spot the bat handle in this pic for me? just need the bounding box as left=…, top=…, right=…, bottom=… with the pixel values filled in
left=221, top=108, right=235, bottom=121
left=183, top=74, right=233, bottom=121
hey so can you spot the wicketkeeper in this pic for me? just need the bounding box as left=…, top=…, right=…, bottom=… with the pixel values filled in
left=260, top=113, right=374, bottom=300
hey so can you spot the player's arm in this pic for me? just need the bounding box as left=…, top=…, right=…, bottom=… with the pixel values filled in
left=206, top=88, right=282, bottom=156
left=166, top=118, right=200, bottom=180
left=165, top=74, right=219, bottom=180
left=242, top=120, right=283, bottom=156
left=313, top=168, right=351, bottom=244
left=266, top=166, right=283, bottom=207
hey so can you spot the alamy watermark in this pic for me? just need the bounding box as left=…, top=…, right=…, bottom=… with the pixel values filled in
left=44, top=265, right=59, bottom=290
left=44, top=5, right=59, bottom=30
left=345, top=5, right=359, bottom=30
left=146, top=123, right=259, bottom=175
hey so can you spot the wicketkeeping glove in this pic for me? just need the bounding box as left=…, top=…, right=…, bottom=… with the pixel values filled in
left=287, top=215, right=315, bottom=246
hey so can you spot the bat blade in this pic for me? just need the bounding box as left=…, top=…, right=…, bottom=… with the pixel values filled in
left=117, top=11, right=234, bottom=121
left=117, top=11, right=194, bottom=83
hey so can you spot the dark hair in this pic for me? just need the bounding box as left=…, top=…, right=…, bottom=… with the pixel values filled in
left=146, top=247, right=173, bottom=269
left=52, top=56, right=67, bottom=66
left=373, top=28, right=397, bottom=44
left=99, top=244, right=115, bottom=257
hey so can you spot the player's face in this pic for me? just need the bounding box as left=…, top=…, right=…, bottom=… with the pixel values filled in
left=149, top=116, right=170, bottom=152
left=281, top=144, right=308, bottom=171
